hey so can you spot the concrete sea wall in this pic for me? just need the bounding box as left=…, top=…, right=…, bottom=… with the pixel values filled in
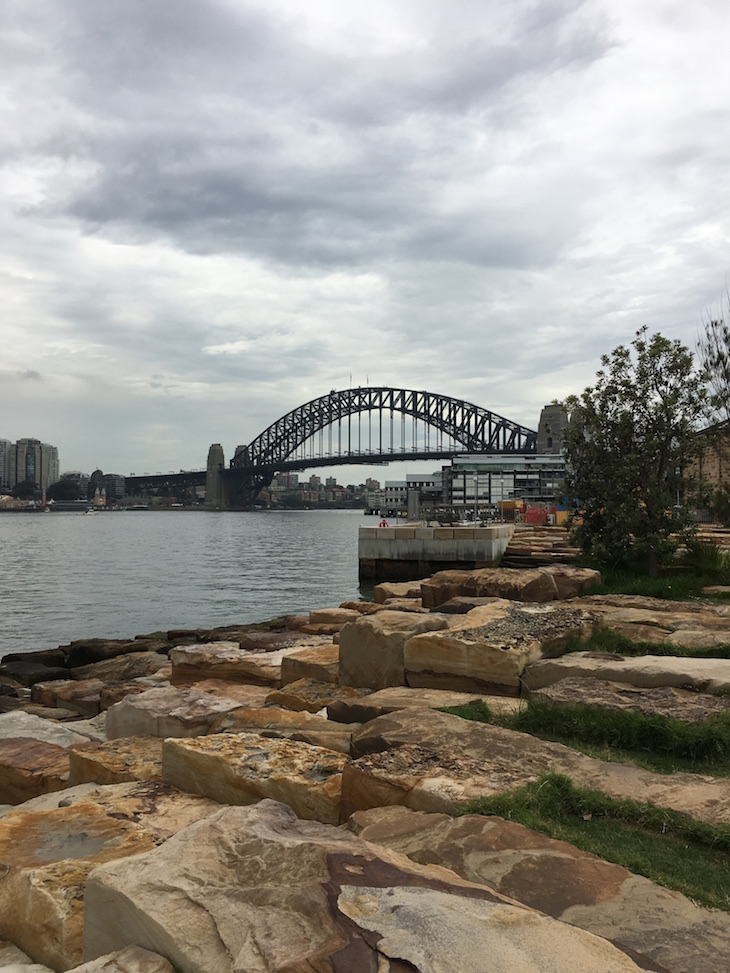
left=358, top=524, right=513, bottom=579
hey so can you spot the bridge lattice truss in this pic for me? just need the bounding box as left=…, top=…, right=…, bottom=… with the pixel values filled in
left=231, top=387, right=537, bottom=473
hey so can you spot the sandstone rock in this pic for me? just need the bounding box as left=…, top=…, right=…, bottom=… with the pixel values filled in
left=404, top=602, right=599, bottom=695
left=524, top=652, right=730, bottom=694
left=344, top=708, right=730, bottom=824
left=0, top=738, right=70, bottom=804
left=71, top=652, right=171, bottom=685
left=0, top=799, right=158, bottom=970
left=307, top=606, right=361, bottom=627
left=279, top=641, right=339, bottom=686
left=65, top=714, right=107, bottom=742
left=348, top=804, right=730, bottom=973
left=99, top=683, right=154, bottom=710
left=0, top=939, right=54, bottom=972
left=297, top=622, right=341, bottom=635
left=0, top=661, right=70, bottom=688
left=65, top=640, right=166, bottom=668
left=421, top=567, right=560, bottom=608
left=207, top=705, right=359, bottom=754
left=169, top=641, right=282, bottom=687
left=604, top=622, right=674, bottom=644
left=105, top=687, right=243, bottom=740
left=373, top=580, right=425, bottom=603
left=338, top=610, right=450, bottom=690
left=437, top=595, right=502, bottom=613
left=339, top=600, right=379, bottom=613
left=83, top=800, right=649, bottom=973
left=0, top=711, right=92, bottom=748
left=185, top=679, right=271, bottom=707
left=162, top=734, right=347, bottom=825
left=266, top=678, right=369, bottom=714
left=328, top=686, right=521, bottom=724
left=67, top=945, right=175, bottom=972
left=8, top=779, right=221, bottom=843
left=421, top=566, right=601, bottom=609
left=69, top=738, right=164, bottom=786
left=31, top=678, right=105, bottom=717
left=532, top=677, right=730, bottom=723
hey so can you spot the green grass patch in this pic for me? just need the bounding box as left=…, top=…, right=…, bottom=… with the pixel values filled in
left=459, top=774, right=730, bottom=911
left=441, top=694, right=730, bottom=776
left=507, top=697, right=730, bottom=765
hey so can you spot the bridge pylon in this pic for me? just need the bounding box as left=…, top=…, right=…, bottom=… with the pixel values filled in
left=205, top=444, right=226, bottom=509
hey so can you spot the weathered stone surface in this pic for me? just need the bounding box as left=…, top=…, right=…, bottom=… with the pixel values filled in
left=307, top=606, right=361, bottom=627
left=348, top=804, right=730, bottom=973
left=105, top=687, right=243, bottom=740
left=184, top=679, right=271, bottom=707
left=421, top=565, right=601, bottom=609
left=0, top=661, right=70, bottom=688
left=437, top=595, right=502, bottom=613
left=572, top=594, right=730, bottom=649
left=169, top=641, right=282, bottom=687
left=83, top=800, right=649, bottom=973
left=0, top=939, right=54, bottom=971
left=37, top=780, right=220, bottom=842
left=0, top=799, right=158, bottom=971
left=162, top=734, right=347, bottom=825
left=404, top=602, right=599, bottom=695
left=0, top=711, right=92, bottom=747
left=71, top=652, right=171, bottom=685
left=31, top=679, right=105, bottom=717
left=207, top=705, right=359, bottom=754
left=67, top=945, right=175, bottom=972
left=66, top=714, right=107, bottom=742
left=266, top=678, right=369, bottom=714
left=64, top=640, right=167, bottom=668
left=373, top=580, right=425, bottom=604
left=0, top=738, right=70, bottom=804
left=279, top=641, right=339, bottom=686
left=69, top=738, right=164, bottom=786
left=338, top=610, right=450, bottom=690
left=99, top=683, right=155, bottom=711
left=328, top=686, right=521, bottom=724
left=344, top=708, right=730, bottom=824
left=524, top=652, right=730, bottom=694
left=533, top=676, right=730, bottom=723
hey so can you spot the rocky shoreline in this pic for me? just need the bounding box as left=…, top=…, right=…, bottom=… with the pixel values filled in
left=2, top=565, right=730, bottom=972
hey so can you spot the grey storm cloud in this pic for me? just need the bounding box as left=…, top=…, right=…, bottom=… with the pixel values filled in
left=1, top=0, right=729, bottom=476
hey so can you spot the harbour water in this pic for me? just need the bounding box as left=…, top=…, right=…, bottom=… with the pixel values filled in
left=0, top=509, right=370, bottom=657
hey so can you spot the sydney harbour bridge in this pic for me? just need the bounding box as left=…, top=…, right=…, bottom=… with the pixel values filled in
left=126, top=387, right=539, bottom=509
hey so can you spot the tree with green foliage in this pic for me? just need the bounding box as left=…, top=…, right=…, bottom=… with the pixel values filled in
left=562, top=328, right=708, bottom=576
left=11, top=480, right=40, bottom=500
left=697, top=288, right=730, bottom=420
left=47, top=478, right=83, bottom=501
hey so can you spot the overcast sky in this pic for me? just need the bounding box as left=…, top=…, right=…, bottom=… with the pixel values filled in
left=2, top=0, right=729, bottom=481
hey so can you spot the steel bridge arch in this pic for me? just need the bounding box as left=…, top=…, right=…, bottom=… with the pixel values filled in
left=231, top=387, right=537, bottom=471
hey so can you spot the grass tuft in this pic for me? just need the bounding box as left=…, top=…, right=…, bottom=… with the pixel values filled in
left=459, top=774, right=730, bottom=911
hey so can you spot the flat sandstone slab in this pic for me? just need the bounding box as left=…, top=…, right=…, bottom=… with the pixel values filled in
left=524, top=652, right=730, bottom=694
left=0, top=737, right=70, bottom=804
left=104, top=687, right=244, bottom=739
left=82, top=800, right=649, bottom=973
left=162, top=733, right=348, bottom=825
left=532, top=676, right=730, bottom=723
left=348, top=804, right=730, bottom=973
left=327, top=686, right=521, bottom=724
left=344, top=708, right=730, bottom=825
left=69, top=737, right=164, bottom=786
left=266, top=678, right=370, bottom=713
left=0, top=798, right=158, bottom=970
